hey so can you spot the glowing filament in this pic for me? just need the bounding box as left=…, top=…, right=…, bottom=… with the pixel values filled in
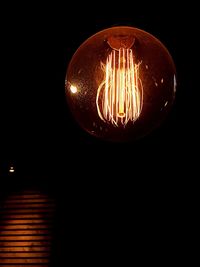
left=96, top=48, right=143, bottom=126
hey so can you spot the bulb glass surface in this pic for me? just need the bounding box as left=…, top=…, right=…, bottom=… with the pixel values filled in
left=65, top=26, right=176, bottom=141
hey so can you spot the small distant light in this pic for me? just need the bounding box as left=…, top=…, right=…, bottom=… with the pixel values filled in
left=9, top=166, right=15, bottom=173
left=70, top=85, right=78, bottom=94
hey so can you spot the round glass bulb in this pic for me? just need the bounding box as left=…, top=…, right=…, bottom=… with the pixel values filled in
left=65, top=26, right=176, bottom=142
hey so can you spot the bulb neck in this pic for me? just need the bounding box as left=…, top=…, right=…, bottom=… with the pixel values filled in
left=107, top=35, right=135, bottom=51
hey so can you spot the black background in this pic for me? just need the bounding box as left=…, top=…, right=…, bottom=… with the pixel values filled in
left=0, top=1, right=198, bottom=263
left=1, top=2, right=197, bottom=174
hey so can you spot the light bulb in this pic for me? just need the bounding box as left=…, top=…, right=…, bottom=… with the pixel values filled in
left=65, top=26, right=176, bottom=141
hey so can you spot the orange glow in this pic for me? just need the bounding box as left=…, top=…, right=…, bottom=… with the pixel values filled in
left=96, top=48, right=143, bottom=127
left=65, top=26, right=177, bottom=141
